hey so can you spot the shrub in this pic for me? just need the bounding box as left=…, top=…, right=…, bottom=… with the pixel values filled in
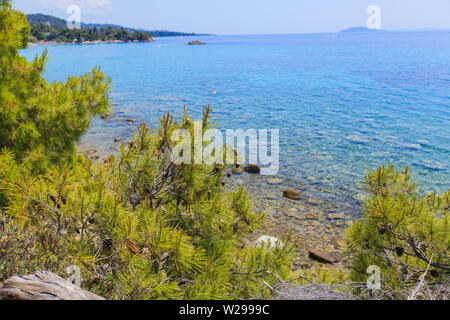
left=1, top=107, right=295, bottom=300
left=0, top=2, right=296, bottom=300
left=346, top=165, right=449, bottom=299
left=0, top=0, right=111, bottom=172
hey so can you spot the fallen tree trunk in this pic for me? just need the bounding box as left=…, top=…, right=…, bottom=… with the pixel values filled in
left=0, top=271, right=104, bottom=300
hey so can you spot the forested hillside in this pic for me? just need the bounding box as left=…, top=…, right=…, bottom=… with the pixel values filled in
left=27, top=13, right=205, bottom=43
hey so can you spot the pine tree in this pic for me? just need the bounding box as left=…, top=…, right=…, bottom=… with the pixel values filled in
left=1, top=108, right=296, bottom=299
left=0, top=0, right=111, bottom=172
left=346, top=165, right=449, bottom=299
left=0, top=3, right=296, bottom=298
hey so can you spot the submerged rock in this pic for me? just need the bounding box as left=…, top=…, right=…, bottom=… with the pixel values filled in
left=231, top=166, right=243, bottom=174
left=308, top=248, right=339, bottom=264
left=346, top=134, right=369, bottom=144
left=264, top=194, right=278, bottom=200
left=332, top=236, right=345, bottom=248
left=82, top=148, right=97, bottom=157
left=283, top=189, right=301, bottom=200
left=307, top=199, right=320, bottom=206
left=305, top=211, right=318, bottom=220
left=267, top=178, right=283, bottom=185
left=244, top=164, right=260, bottom=173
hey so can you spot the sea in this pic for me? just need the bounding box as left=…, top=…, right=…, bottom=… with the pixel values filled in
left=21, top=32, right=450, bottom=220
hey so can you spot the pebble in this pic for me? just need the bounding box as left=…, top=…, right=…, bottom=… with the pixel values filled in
left=244, top=164, right=261, bottom=174
left=307, top=198, right=320, bottom=206
left=306, top=211, right=319, bottom=220
left=332, top=236, right=345, bottom=248
left=231, top=166, right=243, bottom=174
left=283, top=189, right=301, bottom=200
left=267, top=178, right=283, bottom=185
left=327, top=213, right=346, bottom=220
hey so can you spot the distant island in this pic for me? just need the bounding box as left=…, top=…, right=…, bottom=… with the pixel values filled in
left=339, top=27, right=386, bottom=33
left=27, top=13, right=209, bottom=45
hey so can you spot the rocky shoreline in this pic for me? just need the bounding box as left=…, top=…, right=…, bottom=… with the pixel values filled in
left=222, top=168, right=351, bottom=269
left=28, top=38, right=154, bottom=47
left=79, top=117, right=355, bottom=271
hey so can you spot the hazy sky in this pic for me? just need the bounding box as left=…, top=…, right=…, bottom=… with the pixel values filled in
left=13, top=0, right=450, bottom=34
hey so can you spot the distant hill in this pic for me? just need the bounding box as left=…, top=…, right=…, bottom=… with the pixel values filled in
left=26, top=14, right=207, bottom=37
left=339, top=27, right=385, bottom=33
left=27, top=14, right=67, bottom=28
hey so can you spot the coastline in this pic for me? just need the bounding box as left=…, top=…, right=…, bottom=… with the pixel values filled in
left=27, top=38, right=154, bottom=47
left=78, top=119, right=351, bottom=270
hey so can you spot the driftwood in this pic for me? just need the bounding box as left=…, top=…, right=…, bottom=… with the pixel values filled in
left=0, top=271, right=104, bottom=300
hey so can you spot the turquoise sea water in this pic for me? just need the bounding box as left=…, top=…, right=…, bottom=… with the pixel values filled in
left=21, top=32, right=450, bottom=216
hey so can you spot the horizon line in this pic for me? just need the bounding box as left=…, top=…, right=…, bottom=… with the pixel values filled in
left=23, top=11, right=450, bottom=36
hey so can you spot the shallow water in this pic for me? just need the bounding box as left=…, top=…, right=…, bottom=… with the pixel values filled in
left=21, top=32, right=450, bottom=220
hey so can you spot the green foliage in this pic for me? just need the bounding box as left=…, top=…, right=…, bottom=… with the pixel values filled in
left=0, top=2, right=111, bottom=172
left=0, top=215, right=76, bottom=282
left=346, top=165, right=449, bottom=298
left=26, top=13, right=200, bottom=40
left=1, top=108, right=295, bottom=299
left=29, top=23, right=153, bottom=43
left=0, top=3, right=295, bottom=300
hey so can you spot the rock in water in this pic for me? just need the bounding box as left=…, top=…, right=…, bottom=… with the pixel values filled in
left=332, top=236, right=344, bottom=248
left=283, top=189, right=301, bottom=200
left=308, top=248, right=339, bottom=264
left=307, top=199, right=320, bottom=206
left=82, top=148, right=97, bottom=157
left=267, top=178, right=283, bottom=185
left=305, top=211, right=318, bottom=220
left=244, top=164, right=260, bottom=173
left=231, top=166, right=243, bottom=174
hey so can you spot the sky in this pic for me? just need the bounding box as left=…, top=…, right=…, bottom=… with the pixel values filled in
left=12, top=0, right=450, bottom=34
